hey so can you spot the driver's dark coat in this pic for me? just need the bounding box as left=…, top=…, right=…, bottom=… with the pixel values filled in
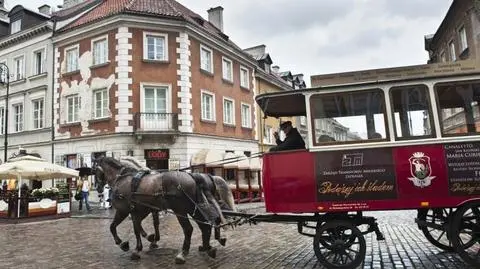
left=270, top=128, right=306, bottom=152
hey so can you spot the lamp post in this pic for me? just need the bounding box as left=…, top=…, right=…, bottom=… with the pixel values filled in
left=0, top=63, right=9, bottom=163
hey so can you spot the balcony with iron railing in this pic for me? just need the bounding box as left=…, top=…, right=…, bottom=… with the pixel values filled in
left=134, top=113, right=179, bottom=135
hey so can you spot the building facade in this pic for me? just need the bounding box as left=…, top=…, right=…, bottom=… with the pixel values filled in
left=52, top=0, right=258, bottom=171
left=424, top=0, right=480, bottom=134
left=244, top=44, right=306, bottom=152
left=0, top=3, right=54, bottom=163
left=424, top=0, right=480, bottom=63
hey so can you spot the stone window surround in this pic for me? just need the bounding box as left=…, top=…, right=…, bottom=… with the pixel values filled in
left=222, top=96, right=235, bottom=125
left=200, top=44, right=213, bottom=73
left=241, top=102, right=251, bottom=128
left=221, top=56, right=233, bottom=82
left=143, top=31, right=169, bottom=62
left=93, top=88, right=109, bottom=119
left=91, top=34, right=109, bottom=66
left=140, top=82, right=172, bottom=114
left=64, top=44, right=80, bottom=73
left=32, top=46, right=47, bottom=76
left=240, top=65, right=249, bottom=89
left=31, top=97, right=45, bottom=129
left=200, top=89, right=215, bottom=121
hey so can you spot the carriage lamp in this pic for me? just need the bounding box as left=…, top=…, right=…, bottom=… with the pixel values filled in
left=421, top=201, right=430, bottom=207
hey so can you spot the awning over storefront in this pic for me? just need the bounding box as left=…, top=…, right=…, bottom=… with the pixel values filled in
left=222, top=152, right=238, bottom=169
left=190, top=149, right=225, bottom=167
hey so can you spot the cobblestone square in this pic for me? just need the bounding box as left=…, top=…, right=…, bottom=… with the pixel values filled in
left=0, top=201, right=474, bottom=269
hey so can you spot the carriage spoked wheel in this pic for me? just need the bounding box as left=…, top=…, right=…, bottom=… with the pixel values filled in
left=451, top=201, right=480, bottom=267
left=313, top=220, right=366, bottom=269
left=417, top=208, right=454, bottom=252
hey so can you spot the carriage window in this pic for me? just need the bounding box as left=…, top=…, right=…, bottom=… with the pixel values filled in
left=390, top=85, right=434, bottom=139
left=310, top=89, right=387, bottom=145
left=435, top=80, right=480, bottom=136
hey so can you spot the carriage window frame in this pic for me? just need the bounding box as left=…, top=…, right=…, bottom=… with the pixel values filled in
left=434, top=79, right=480, bottom=137
left=309, top=88, right=389, bottom=146
left=388, top=84, right=436, bottom=141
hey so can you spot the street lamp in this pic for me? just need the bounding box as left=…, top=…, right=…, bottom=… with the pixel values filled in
left=0, top=63, right=9, bottom=163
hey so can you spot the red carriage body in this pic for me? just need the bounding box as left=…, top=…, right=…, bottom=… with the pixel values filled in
left=251, top=61, right=480, bottom=269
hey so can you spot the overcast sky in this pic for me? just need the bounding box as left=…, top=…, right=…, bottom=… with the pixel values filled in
left=12, top=0, right=452, bottom=87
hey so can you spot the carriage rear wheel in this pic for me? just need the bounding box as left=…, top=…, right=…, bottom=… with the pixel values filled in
left=417, top=208, right=454, bottom=252
left=451, top=201, right=480, bottom=268
left=313, top=220, right=366, bottom=269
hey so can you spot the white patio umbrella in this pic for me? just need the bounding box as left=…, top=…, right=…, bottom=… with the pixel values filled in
left=0, top=155, right=79, bottom=218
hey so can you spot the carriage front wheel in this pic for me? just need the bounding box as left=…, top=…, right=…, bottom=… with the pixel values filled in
left=313, top=220, right=366, bottom=269
left=451, top=201, right=480, bottom=267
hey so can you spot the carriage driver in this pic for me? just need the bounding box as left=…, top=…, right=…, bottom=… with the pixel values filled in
left=270, top=121, right=306, bottom=152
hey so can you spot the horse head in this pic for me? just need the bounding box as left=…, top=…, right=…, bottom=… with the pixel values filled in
left=94, top=157, right=127, bottom=192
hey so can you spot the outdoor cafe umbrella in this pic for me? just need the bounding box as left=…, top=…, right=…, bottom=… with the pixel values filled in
left=0, top=155, right=79, bottom=217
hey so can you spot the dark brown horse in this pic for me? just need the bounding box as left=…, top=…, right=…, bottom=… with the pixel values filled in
left=95, top=156, right=235, bottom=263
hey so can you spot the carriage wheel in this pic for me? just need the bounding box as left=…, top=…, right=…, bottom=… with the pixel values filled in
left=313, top=220, right=366, bottom=269
left=417, top=208, right=454, bottom=252
left=451, top=201, right=480, bottom=267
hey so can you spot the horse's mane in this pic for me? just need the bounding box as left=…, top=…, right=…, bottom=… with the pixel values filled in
left=119, top=156, right=151, bottom=171
left=99, top=157, right=137, bottom=174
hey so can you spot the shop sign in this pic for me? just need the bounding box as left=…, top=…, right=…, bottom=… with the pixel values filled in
left=145, top=149, right=169, bottom=160
left=168, top=159, right=180, bottom=170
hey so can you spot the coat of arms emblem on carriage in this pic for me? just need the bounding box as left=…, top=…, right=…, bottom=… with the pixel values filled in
left=408, top=152, right=436, bottom=188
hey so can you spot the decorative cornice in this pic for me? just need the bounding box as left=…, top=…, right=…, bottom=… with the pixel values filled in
left=0, top=22, right=53, bottom=49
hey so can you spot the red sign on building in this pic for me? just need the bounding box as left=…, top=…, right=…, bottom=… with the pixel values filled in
left=144, top=149, right=169, bottom=160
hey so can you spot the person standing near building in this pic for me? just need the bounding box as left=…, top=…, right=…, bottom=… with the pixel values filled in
left=79, top=177, right=92, bottom=211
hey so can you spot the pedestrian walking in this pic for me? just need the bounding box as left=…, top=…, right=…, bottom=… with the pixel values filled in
left=100, top=184, right=111, bottom=209
left=78, top=177, right=92, bottom=211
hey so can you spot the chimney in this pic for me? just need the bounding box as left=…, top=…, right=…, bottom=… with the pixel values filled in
left=207, top=6, right=224, bottom=32
left=244, top=44, right=266, bottom=58
left=38, top=4, right=51, bottom=15
left=272, top=66, right=280, bottom=74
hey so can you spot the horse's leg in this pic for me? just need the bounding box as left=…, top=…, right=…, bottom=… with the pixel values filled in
left=130, top=211, right=147, bottom=260
left=146, top=210, right=160, bottom=249
left=110, top=210, right=130, bottom=252
left=196, top=220, right=217, bottom=259
left=174, top=214, right=193, bottom=264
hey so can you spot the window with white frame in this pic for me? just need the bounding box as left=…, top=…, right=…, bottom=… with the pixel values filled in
left=223, top=98, right=234, bottom=125
left=222, top=57, right=233, bottom=81
left=143, top=86, right=168, bottom=114
left=13, top=103, right=23, bottom=132
left=201, top=91, right=215, bottom=121
left=440, top=51, right=446, bottom=63
left=200, top=45, right=213, bottom=73
left=449, top=41, right=456, bottom=61
left=459, top=26, right=468, bottom=52
left=241, top=103, right=251, bottom=128
left=0, top=107, right=4, bottom=135
left=263, top=125, right=273, bottom=144
left=144, top=33, right=168, bottom=61
left=67, top=95, right=80, bottom=123
left=33, top=49, right=45, bottom=75
left=92, top=37, right=108, bottom=65
left=0, top=61, right=7, bottom=83
left=240, top=66, right=249, bottom=88
left=11, top=20, right=21, bottom=34
left=32, top=99, right=44, bottom=129
left=93, top=89, right=109, bottom=119
left=66, top=46, right=79, bottom=72
left=14, top=56, right=24, bottom=80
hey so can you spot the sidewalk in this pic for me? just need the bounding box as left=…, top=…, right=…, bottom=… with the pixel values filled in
left=71, top=190, right=266, bottom=219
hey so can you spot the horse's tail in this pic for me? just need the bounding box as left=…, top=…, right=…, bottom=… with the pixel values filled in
left=212, top=175, right=236, bottom=212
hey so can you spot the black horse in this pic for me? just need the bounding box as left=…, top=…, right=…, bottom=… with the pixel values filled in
left=95, top=156, right=235, bottom=263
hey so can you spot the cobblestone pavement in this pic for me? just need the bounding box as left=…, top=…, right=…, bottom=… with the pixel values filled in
left=0, top=199, right=475, bottom=269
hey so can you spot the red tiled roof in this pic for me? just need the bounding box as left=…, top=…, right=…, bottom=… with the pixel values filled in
left=59, top=0, right=246, bottom=56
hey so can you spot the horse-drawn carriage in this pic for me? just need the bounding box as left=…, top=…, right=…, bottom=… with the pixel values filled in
left=232, top=61, right=480, bottom=269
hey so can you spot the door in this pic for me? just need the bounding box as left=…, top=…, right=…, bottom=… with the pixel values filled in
left=143, top=86, right=168, bottom=130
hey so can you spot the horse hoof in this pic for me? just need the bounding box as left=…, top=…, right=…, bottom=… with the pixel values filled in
left=219, top=238, right=227, bottom=246
left=149, top=243, right=159, bottom=249
left=175, top=253, right=186, bottom=264
left=130, top=253, right=141, bottom=260
left=198, top=245, right=207, bottom=252
left=147, top=234, right=155, bottom=243
left=207, top=247, right=217, bottom=259
left=120, top=241, right=130, bottom=252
